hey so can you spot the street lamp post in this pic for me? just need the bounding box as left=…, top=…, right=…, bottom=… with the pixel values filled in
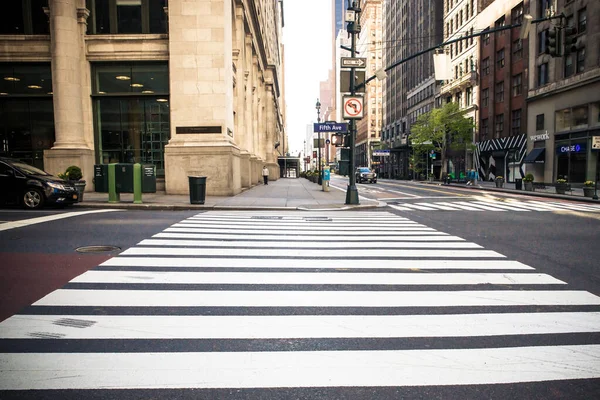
left=316, top=99, right=322, bottom=185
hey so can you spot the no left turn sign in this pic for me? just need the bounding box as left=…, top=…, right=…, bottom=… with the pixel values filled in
left=342, top=95, right=364, bottom=119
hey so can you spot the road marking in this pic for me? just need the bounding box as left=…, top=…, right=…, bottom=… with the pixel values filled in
left=138, top=239, right=481, bottom=249
left=101, top=257, right=533, bottom=270
left=122, top=247, right=503, bottom=258
left=6, top=311, right=598, bottom=339
left=165, top=227, right=438, bottom=234
left=71, top=271, right=564, bottom=285
left=33, top=289, right=599, bottom=307
left=154, top=233, right=455, bottom=241
left=3, top=345, right=600, bottom=389
left=0, top=209, right=122, bottom=232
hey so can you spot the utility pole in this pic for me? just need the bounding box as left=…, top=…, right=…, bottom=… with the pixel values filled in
left=316, top=99, right=322, bottom=185
left=344, top=0, right=361, bottom=205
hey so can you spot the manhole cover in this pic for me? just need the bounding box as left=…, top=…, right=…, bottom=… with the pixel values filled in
left=75, top=245, right=121, bottom=253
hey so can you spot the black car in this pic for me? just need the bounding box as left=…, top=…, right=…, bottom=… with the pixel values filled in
left=0, top=157, right=78, bottom=209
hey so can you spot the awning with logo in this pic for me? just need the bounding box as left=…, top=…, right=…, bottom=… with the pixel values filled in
left=523, top=148, right=545, bottom=163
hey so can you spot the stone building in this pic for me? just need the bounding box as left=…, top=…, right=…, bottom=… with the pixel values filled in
left=355, top=0, right=382, bottom=170
left=439, top=0, right=479, bottom=178
left=526, top=0, right=599, bottom=185
left=381, top=0, right=443, bottom=179
left=0, top=0, right=285, bottom=196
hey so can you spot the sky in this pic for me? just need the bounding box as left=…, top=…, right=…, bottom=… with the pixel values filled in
left=282, top=0, right=333, bottom=156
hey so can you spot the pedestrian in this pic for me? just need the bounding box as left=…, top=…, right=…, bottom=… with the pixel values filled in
left=262, top=165, right=269, bottom=185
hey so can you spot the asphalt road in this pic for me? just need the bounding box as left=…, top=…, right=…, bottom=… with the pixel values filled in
left=1, top=187, right=600, bottom=399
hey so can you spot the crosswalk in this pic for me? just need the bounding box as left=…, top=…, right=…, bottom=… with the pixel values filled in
left=389, top=198, right=600, bottom=212
left=1, top=211, right=600, bottom=396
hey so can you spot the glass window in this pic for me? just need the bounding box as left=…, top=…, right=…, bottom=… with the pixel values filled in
left=495, top=81, right=504, bottom=103
left=591, top=103, right=600, bottom=127
left=93, top=63, right=169, bottom=94
left=512, top=2, right=523, bottom=25
left=482, top=57, right=490, bottom=75
left=540, top=0, right=550, bottom=17
left=578, top=7, right=586, bottom=33
left=513, top=39, right=523, bottom=60
left=495, top=114, right=504, bottom=137
left=512, top=74, right=522, bottom=96
left=538, top=63, right=549, bottom=86
left=0, top=0, right=49, bottom=35
left=0, top=64, right=53, bottom=96
left=538, top=30, right=547, bottom=54
left=481, top=118, right=488, bottom=140
left=536, top=114, right=545, bottom=130
left=572, top=106, right=588, bottom=129
left=496, top=48, right=505, bottom=68
left=117, top=0, right=142, bottom=34
left=483, top=29, right=490, bottom=45
left=564, top=54, right=574, bottom=78
left=577, top=48, right=585, bottom=73
left=555, top=108, right=572, bottom=132
left=511, top=109, right=521, bottom=135
left=482, top=88, right=489, bottom=108
left=87, top=0, right=166, bottom=34
left=466, top=87, right=472, bottom=106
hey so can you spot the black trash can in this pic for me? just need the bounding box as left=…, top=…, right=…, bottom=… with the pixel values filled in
left=188, top=176, right=207, bottom=204
left=515, top=178, right=523, bottom=190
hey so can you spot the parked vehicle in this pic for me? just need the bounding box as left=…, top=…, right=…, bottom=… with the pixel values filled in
left=355, top=167, right=377, bottom=183
left=0, top=157, right=79, bottom=209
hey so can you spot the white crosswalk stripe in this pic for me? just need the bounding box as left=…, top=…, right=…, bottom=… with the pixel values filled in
left=1, top=210, right=600, bottom=394
left=390, top=198, right=600, bottom=212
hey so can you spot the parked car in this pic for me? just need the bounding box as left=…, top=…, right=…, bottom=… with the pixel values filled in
left=355, top=167, right=377, bottom=183
left=0, top=157, right=79, bottom=209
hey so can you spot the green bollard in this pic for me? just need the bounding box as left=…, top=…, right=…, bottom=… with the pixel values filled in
left=133, top=163, right=142, bottom=204
left=108, top=163, right=120, bottom=203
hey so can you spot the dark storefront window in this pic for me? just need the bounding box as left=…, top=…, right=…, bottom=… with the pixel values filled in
left=556, top=141, right=587, bottom=182
left=86, top=0, right=167, bottom=34
left=92, top=62, right=169, bottom=176
left=0, top=0, right=49, bottom=35
left=0, top=64, right=54, bottom=169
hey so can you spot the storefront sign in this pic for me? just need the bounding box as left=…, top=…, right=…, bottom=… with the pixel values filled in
left=557, top=143, right=586, bottom=154
left=530, top=132, right=550, bottom=141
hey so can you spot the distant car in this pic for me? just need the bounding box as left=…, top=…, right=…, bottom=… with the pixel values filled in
left=355, top=167, right=377, bottom=183
left=0, top=157, right=79, bottom=209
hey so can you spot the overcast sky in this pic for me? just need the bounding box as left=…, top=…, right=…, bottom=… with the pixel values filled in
left=282, top=0, right=333, bottom=156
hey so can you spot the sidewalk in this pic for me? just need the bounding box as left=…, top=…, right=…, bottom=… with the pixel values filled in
left=74, top=178, right=383, bottom=211
left=434, top=179, right=600, bottom=203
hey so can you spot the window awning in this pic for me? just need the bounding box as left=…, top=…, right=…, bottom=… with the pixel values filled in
left=523, top=148, right=545, bottom=163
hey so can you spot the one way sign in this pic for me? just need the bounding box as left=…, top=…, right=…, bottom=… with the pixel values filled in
left=341, top=57, right=367, bottom=68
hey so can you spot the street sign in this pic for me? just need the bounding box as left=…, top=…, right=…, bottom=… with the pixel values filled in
left=593, top=136, right=600, bottom=150
left=342, top=95, right=364, bottom=119
left=373, top=149, right=390, bottom=157
left=341, top=57, right=367, bottom=68
left=313, top=122, right=348, bottom=133
left=340, top=71, right=366, bottom=93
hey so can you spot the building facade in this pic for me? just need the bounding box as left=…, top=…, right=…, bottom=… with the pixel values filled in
left=439, top=0, right=480, bottom=179
left=381, top=0, right=443, bottom=179
left=355, top=0, right=382, bottom=169
left=475, top=0, right=529, bottom=182
left=526, top=0, right=599, bottom=185
left=0, top=0, right=285, bottom=196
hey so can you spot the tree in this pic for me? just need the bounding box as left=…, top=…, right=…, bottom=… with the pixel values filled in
left=410, top=101, right=475, bottom=179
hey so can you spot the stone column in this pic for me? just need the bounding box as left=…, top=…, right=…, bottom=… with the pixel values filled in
left=164, top=0, right=241, bottom=196
left=44, top=0, right=93, bottom=183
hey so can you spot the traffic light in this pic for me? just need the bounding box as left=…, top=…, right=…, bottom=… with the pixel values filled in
left=563, top=26, right=578, bottom=55
left=545, top=27, right=561, bottom=57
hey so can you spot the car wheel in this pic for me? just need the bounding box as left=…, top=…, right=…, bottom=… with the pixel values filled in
left=22, top=188, right=44, bottom=210
left=373, top=179, right=377, bottom=183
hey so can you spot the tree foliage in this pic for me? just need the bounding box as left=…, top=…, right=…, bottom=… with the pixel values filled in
left=410, top=102, right=475, bottom=177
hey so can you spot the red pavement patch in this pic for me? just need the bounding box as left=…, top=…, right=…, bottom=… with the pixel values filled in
left=0, top=252, right=111, bottom=322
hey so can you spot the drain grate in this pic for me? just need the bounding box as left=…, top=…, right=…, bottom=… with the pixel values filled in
left=251, top=216, right=283, bottom=220
left=303, top=217, right=332, bottom=222
left=75, top=245, right=121, bottom=254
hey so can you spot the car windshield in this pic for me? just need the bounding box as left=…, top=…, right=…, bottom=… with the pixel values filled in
left=358, top=168, right=370, bottom=172
left=12, top=162, right=50, bottom=176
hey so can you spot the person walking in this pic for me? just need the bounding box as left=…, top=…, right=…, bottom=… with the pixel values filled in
left=262, top=166, right=269, bottom=185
